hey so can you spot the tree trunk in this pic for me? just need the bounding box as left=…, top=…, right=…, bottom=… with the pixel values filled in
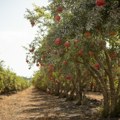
left=102, top=91, right=110, bottom=117
left=55, top=82, right=60, bottom=96
left=76, top=87, right=83, bottom=105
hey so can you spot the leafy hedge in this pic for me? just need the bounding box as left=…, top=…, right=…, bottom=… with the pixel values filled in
left=25, top=0, right=120, bottom=118
left=0, top=62, right=30, bottom=94
left=32, top=70, right=48, bottom=91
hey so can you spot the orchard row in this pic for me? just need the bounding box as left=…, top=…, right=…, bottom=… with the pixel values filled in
left=0, top=61, right=30, bottom=94
left=25, top=0, right=120, bottom=118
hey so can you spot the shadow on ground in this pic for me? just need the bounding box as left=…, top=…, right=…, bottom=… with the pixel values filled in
left=19, top=88, right=120, bottom=120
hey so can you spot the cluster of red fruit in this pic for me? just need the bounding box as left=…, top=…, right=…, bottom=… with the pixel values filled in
left=54, top=38, right=79, bottom=49
left=78, top=50, right=95, bottom=58
left=54, top=6, right=63, bottom=22
left=26, top=0, right=107, bottom=72
left=54, top=38, right=71, bottom=48
left=54, top=38, right=95, bottom=57
left=54, top=0, right=106, bottom=23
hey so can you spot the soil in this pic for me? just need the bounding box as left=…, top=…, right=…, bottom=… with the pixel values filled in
left=0, top=87, right=119, bottom=120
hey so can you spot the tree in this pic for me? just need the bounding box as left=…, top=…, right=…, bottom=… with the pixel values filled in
left=0, top=60, right=30, bottom=94
left=25, top=0, right=120, bottom=117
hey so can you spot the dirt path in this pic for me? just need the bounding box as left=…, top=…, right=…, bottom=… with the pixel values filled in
left=0, top=87, right=104, bottom=120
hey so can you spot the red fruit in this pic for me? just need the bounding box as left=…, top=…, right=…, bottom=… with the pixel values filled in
left=57, top=6, right=63, bottom=13
left=74, top=39, right=79, bottom=44
left=49, top=64, right=54, bottom=71
left=50, top=77, right=53, bottom=81
left=42, top=55, right=46, bottom=60
left=54, top=38, right=62, bottom=45
left=89, top=51, right=94, bottom=56
left=109, top=32, right=116, bottom=36
left=96, top=0, right=106, bottom=6
left=30, top=20, right=35, bottom=27
left=55, top=15, right=61, bottom=22
left=26, top=59, right=29, bottom=63
left=64, top=41, right=70, bottom=48
left=84, top=32, right=91, bottom=38
left=78, top=49, right=83, bottom=56
left=63, top=61, right=67, bottom=65
left=66, top=75, right=72, bottom=80
left=29, top=47, right=35, bottom=53
left=109, top=52, right=117, bottom=59
left=55, top=80, right=60, bottom=84
left=94, top=63, right=100, bottom=70
left=41, top=63, right=44, bottom=67
left=36, top=63, right=39, bottom=67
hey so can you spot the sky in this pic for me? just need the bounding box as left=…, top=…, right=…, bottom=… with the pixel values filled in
left=0, top=0, right=49, bottom=77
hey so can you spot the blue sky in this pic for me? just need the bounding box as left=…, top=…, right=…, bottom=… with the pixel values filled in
left=0, top=0, right=48, bottom=77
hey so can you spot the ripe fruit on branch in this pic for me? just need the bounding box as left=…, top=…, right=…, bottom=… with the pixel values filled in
left=56, top=6, right=63, bottom=13
left=63, top=61, right=67, bottom=65
left=30, top=20, right=35, bottom=27
left=26, top=59, right=29, bottom=63
left=66, top=74, right=72, bottom=80
left=49, top=64, right=54, bottom=71
left=109, top=32, right=117, bottom=36
left=29, top=47, right=35, bottom=53
left=74, top=39, right=79, bottom=48
left=64, top=41, right=70, bottom=48
left=54, top=38, right=62, bottom=45
left=74, top=39, right=79, bottom=45
left=41, top=55, right=46, bottom=60
left=78, top=49, right=83, bottom=56
left=96, top=0, right=106, bottom=7
left=84, top=31, right=91, bottom=38
left=109, top=52, right=117, bottom=59
left=94, top=63, right=100, bottom=70
left=41, top=63, right=44, bottom=67
left=36, top=63, right=39, bottom=67
left=54, top=15, right=61, bottom=22
left=55, top=80, right=60, bottom=84
left=89, top=51, right=94, bottom=57
left=99, top=40, right=106, bottom=49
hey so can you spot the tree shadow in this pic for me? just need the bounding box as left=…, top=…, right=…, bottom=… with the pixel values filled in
left=19, top=88, right=120, bottom=120
left=0, top=91, right=18, bottom=101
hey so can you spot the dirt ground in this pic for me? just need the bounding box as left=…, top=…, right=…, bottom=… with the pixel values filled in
left=0, top=87, right=119, bottom=120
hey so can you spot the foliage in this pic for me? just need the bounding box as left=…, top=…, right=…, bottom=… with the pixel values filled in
left=32, top=70, right=48, bottom=91
left=25, top=0, right=120, bottom=118
left=0, top=61, right=30, bottom=94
